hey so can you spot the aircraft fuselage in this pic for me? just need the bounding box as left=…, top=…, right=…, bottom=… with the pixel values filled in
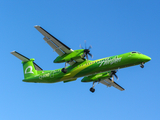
left=23, top=51, right=151, bottom=83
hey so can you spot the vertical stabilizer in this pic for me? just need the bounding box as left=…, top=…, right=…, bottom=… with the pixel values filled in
left=22, top=58, right=38, bottom=79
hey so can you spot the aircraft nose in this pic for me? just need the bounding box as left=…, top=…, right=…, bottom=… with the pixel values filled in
left=147, top=56, right=151, bottom=61
left=143, top=55, right=151, bottom=62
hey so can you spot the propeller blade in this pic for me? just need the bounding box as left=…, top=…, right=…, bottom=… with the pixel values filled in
left=111, top=70, right=119, bottom=81
left=84, top=40, right=86, bottom=49
left=80, top=44, right=83, bottom=49
left=88, top=45, right=92, bottom=50
left=80, top=40, right=93, bottom=60
left=86, top=54, right=89, bottom=60
left=88, top=53, right=93, bottom=58
left=82, top=52, right=86, bottom=58
left=112, top=75, right=114, bottom=82
left=114, top=74, right=119, bottom=80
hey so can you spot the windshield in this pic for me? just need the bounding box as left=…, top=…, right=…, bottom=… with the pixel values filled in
left=131, top=51, right=142, bottom=54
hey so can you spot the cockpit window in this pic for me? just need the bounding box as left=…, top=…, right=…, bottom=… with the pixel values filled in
left=132, top=51, right=137, bottom=53
left=131, top=51, right=142, bottom=54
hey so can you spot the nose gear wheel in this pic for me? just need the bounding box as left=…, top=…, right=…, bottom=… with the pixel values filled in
left=140, top=62, right=144, bottom=68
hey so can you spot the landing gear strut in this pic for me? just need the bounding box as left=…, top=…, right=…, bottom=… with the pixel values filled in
left=61, top=62, right=68, bottom=73
left=61, top=59, right=73, bottom=73
left=140, top=62, right=144, bottom=68
left=90, top=81, right=98, bottom=93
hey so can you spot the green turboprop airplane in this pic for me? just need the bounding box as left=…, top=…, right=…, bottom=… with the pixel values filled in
left=11, top=26, right=151, bottom=93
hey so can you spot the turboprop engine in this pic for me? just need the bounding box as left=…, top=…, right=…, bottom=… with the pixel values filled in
left=81, top=71, right=118, bottom=82
left=54, top=49, right=84, bottom=63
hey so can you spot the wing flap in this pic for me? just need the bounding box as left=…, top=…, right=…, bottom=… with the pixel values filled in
left=43, top=37, right=64, bottom=56
left=100, top=80, right=111, bottom=87
left=34, top=25, right=73, bottom=55
left=100, top=79, right=125, bottom=91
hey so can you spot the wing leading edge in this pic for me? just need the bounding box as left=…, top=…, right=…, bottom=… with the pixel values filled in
left=34, top=25, right=86, bottom=65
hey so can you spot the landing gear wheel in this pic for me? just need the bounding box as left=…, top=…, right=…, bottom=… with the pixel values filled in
left=140, top=62, right=144, bottom=68
left=61, top=68, right=67, bottom=73
left=140, top=64, right=144, bottom=68
left=90, top=87, right=95, bottom=93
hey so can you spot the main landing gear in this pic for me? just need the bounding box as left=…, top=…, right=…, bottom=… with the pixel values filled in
left=90, top=87, right=95, bottom=93
left=61, top=59, right=73, bottom=73
left=61, top=68, right=67, bottom=73
left=140, top=62, right=144, bottom=68
left=90, top=81, right=98, bottom=93
left=61, top=62, right=68, bottom=73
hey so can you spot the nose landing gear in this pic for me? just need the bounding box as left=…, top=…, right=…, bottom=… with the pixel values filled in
left=140, top=62, right=144, bottom=68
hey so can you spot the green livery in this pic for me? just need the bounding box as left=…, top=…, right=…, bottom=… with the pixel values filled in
left=11, top=26, right=151, bottom=93
left=54, top=49, right=84, bottom=63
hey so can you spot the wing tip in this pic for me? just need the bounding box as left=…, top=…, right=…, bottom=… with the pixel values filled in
left=11, top=50, right=16, bottom=54
left=34, top=25, right=40, bottom=28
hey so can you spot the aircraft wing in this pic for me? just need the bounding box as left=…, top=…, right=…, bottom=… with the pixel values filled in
left=34, top=26, right=85, bottom=65
left=100, top=79, right=125, bottom=91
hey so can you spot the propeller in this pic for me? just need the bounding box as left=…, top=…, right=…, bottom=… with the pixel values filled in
left=111, top=70, right=119, bottom=82
left=80, top=40, right=93, bottom=60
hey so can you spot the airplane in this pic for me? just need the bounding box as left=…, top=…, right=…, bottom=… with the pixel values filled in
left=11, top=26, right=151, bottom=93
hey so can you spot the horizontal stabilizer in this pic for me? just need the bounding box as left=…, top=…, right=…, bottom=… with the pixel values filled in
left=11, top=51, right=43, bottom=71
left=11, top=51, right=29, bottom=62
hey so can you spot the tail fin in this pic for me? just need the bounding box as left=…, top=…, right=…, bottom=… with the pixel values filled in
left=11, top=51, right=43, bottom=79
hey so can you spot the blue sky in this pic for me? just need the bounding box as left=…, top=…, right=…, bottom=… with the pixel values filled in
left=1, top=0, right=160, bottom=120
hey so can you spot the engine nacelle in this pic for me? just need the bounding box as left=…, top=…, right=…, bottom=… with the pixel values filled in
left=81, top=71, right=112, bottom=82
left=54, top=49, right=84, bottom=63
